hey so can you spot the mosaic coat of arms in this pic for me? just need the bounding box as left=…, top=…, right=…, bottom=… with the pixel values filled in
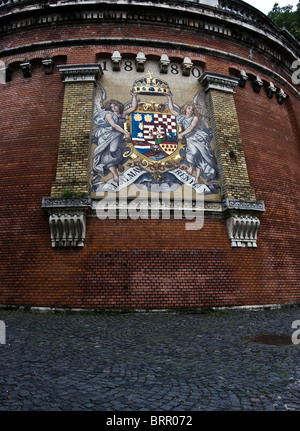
left=91, top=71, right=220, bottom=197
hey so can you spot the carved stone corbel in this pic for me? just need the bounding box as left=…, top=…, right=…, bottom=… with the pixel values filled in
left=42, top=55, right=54, bottom=75
left=111, top=51, right=122, bottom=71
left=159, top=54, right=170, bottom=73
left=223, top=199, right=265, bottom=248
left=238, top=70, right=248, bottom=88
left=135, top=52, right=147, bottom=72
left=20, top=58, right=32, bottom=78
left=252, top=75, right=264, bottom=93
left=226, top=214, right=261, bottom=248
left=266, top=82, right=276, bottom=99
left=277, top=89, right=287, bottom=105
left=49, top=211, right=86, bottom=248
left=42, top=197, right=92, bottom=248
left=181, top=57, right=193, bottom=76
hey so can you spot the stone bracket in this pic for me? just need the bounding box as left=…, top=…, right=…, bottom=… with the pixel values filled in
left=20, top=58, right=32, bottom=78
left=135, top=52, right=147, bottom=72
left=226, top=214, right=261, bottom=248
left=159, top=54, right=170, bottom=73
left=42, top=197, right=92, bottom=248
left=223, top=199, right=265, bottom=248
left=42, top=55, right=54, bottom=75
left=181, top=57, right=193, bottom=76
left=49, top=212, right=86, bottom=248
left=111, top=51, right=122, bottom=71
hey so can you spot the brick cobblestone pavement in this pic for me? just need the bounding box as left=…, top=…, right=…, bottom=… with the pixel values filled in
left=0, top=306, right=300, bottom=412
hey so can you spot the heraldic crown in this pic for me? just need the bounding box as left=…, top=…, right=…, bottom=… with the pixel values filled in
left=132, top=71, right=171, bottom=96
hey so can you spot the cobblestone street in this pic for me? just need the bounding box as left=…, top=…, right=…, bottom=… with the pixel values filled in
left=0, top=306, right=300, bottom=412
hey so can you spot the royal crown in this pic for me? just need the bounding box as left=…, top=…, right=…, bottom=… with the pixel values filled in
left=132, top=71, right=171, bottom=96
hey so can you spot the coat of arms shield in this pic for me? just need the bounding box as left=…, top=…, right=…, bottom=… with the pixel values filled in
left=124, top=72, right=185, bottom=169
left=126, top=103, right=184, bottom=168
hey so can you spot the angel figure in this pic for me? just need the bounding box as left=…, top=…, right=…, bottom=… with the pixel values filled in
left=92, top=92, right=138, bottom=183
left=167, top=94, right=218, bottom=184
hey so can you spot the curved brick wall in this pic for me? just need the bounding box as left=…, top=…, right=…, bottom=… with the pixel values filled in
left=0, top=0, right=299, bottom=310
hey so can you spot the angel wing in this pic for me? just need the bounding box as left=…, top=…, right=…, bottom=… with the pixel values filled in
left=94, top=82, right=107, bottom=115
left=193, top=89, right=210, bottom=128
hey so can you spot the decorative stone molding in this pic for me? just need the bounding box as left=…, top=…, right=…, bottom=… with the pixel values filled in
left=42, top=197, right=91, bottom=248
left=222, top=199, right=265, bottom=213
left=42, top=197, right=92, bottom=209
left=226, top=214, right=261, bottom=248
left=58, top=64, right=103, bottom=83
left=2, top=40, right=298, bottom=100
left=198, top=72, right=240, bottom=94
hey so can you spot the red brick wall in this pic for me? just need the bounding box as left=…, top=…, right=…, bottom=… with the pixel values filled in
left=234, top=83, right=300, bottom=305
left=0, top=22, right=300, bottom=310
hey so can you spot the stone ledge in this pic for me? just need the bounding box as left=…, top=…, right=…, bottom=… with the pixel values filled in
left=222, top=198, right=265, bottom=213
left=42, top=196, right=92, bottom=210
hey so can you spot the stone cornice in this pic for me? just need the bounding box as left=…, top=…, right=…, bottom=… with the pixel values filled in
left=222, top=199, right=266, bottom=213
left=57, top=63, right=103, bottom=83
left=199, top=72, right=239, bottom=94
left=1, top=37, right=299, bottom=99
left=0, top=0, right=299, bottom=70
left=42, top=196, right=92, bottom=211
